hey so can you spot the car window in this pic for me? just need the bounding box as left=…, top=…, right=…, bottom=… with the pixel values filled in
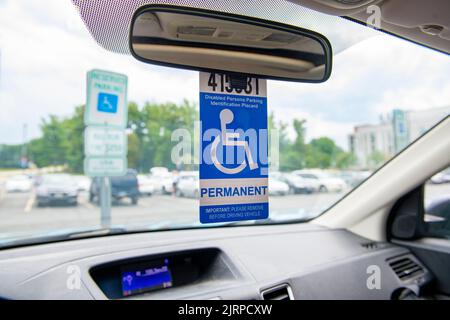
left=423, top=166, right=450, bottom=239
left=0, top=0, right=449, bottom=246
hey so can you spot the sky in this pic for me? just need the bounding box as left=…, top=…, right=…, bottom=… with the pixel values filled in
left=0, top=0, right=449, bottom=150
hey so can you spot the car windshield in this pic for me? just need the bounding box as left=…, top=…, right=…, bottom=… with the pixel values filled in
left=0, top=0, right=449, bottom=247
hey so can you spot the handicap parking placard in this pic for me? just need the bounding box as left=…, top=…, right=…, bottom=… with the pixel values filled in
left=199, top=72, right=269, bottom=224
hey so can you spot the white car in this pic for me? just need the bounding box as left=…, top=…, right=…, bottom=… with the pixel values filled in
left=339, top=170, right=372, bottom=188
left=5, top=175, right=33, bottom=192
left=268, top=177, right=289, bottom=196
left=148, top=167, right=174, bottom=194
left=299, top=173, right=321, bottom=193
left=272, top=172, right=316, bottom=194
left=430, top=171, right=450, bottom=184
left=175, top=172, right=199, bottom=198
left=137, top=175, right=155, bottom=196
left=36, top=174, right=79, bottom=206
left=293, top=170, right=347, bottom=193
left=74, top=176, right=91, bottom=192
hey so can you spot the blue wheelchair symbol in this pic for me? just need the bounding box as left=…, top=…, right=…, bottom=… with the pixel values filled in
left=97, top=93, right=118, bottom=114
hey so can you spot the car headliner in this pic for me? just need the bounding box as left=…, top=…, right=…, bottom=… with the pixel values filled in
left=72, top=0, right=449, bottom=57
left=289, top=0, right=450, bottom=55
left=71, top=0, right=376, bottom=56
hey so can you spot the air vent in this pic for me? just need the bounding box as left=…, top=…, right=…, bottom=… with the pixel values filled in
left=261, top=284, right=293, bottom=300
left=388, top=256, right=425, bottom=281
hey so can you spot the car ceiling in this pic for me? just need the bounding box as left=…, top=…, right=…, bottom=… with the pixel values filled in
left=287, top=0, right=450, bottom=54
left=72, top=0, right=449, bottom=56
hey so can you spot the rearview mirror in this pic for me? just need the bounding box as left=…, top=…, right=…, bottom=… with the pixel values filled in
left=130, top=5, right=332, bottom=83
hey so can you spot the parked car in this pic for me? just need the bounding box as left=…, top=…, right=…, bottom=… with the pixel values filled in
left=90, top=169, right=140, bottom=205
left=430, top=170, right=450, bottom=184
left=268, top=177, right=289, bottom=196
left=293, top=170, right=347, bottom=193
left=137, top=174, right=155, bottom=196
left=36, top=174, right=78, bottom=206
left=275, top=172, right=315, bottom=194
left=339, top=170, right=372, bottom=188
left=148, top=167, right=174, bottom=194
left=175, top=171, right=199, bottom=198
left=74, top=175, right=91, bottom=192
left=5, top=175, right=33, bottom=192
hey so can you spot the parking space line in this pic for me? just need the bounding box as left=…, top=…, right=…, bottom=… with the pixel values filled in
left=24, top=192, right=35, bottom=213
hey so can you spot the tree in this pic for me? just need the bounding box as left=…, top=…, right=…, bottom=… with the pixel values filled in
left=8, top=100, right=357, bottom=174
left=304, top=137, right=356, bottom=169
left=306, top=137, right=338, bottom=168
left=63, top=106, right=85, bottom=173
left=124, top=100, right=198, bottom=172
left=29, top=116, right=68, bottom=167
left=270, top=118, right=356, bottom=171
left=127, top=132, right=140, bottom=170
left=0, top=144, right=22, bottom=168
left=368, top=150, right=387, bottom=169
left=335, top=152, right=356, bottom=169
left=279, top=119, right=307, bottom=170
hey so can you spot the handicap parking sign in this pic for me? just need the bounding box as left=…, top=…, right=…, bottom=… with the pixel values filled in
left=199, top=72, right=269, bottom=224
left=85, top=69, right=128, bottom=128
left=84, top=69, right=128, bottom=178
left=97, top=93, right=118, bottom=114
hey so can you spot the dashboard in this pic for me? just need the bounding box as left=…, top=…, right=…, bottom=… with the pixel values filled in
left=0, top=223, right=433, bottom=300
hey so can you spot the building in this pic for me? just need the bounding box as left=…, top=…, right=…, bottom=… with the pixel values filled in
left=349, top=106, right=450, bottom=169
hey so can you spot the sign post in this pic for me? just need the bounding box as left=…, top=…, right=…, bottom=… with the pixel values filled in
left=84, top=69, right=128, bottom=228
left=199, top=72, right=269, bottom=224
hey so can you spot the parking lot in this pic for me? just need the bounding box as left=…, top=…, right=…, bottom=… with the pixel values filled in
left=0, top=177, right=448, bottom=240
left=0, top=185, right=345, bottom=237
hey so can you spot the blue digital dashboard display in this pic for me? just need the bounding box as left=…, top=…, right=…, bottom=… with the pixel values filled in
left=121, top=259, right=173, bottom=297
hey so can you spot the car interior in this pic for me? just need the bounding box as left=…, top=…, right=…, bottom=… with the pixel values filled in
left=0, top=0, right=449, bottom=301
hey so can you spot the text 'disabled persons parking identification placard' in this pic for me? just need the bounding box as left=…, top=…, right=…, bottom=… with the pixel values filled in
left=199, top=72, right=269, bottom=224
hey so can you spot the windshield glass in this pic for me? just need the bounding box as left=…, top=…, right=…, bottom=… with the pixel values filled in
left=0, top=0, right=449, bottom=246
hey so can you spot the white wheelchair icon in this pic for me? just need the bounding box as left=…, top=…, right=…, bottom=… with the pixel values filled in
left=211, top=109, right=258, bottom=175
left=102, top=96, right=114, bottom=111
